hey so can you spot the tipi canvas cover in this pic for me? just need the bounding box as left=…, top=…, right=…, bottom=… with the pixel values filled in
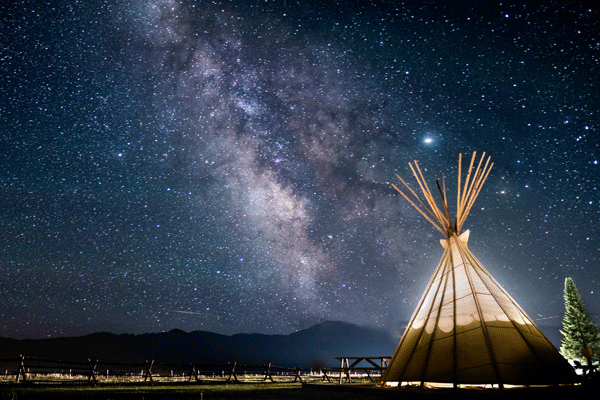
left=381, top=153, right=575, bottom=388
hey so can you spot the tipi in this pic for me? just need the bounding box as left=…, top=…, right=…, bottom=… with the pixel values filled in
left=380, top=152, right=576, bottom=389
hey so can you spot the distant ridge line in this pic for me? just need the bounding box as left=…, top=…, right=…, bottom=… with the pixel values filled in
left=0, top=321, right=397, bottom=369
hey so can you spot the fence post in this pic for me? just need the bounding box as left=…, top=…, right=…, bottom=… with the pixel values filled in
left=143, top=360, right=154, bottom=383
left=263, top=363, right=274, bottom=382
left=16, top=355, right=27, bottom=383
left=189, top=364, right=201, bottom=382
left=226, top=361, right=238, bottom=383
left=88, top=358, right=98, bottom=384
left=293, top=367, right=303, bottom=383
left=321, top=369, right=331, bottom=383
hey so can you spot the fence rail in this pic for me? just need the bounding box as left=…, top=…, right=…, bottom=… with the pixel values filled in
left=0, top=355, right=388, bottom=385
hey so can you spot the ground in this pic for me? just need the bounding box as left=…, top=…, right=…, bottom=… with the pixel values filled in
left=0, top=380, right=596, bottom=400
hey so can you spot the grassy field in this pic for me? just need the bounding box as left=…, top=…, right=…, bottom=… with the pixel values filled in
left=0, top=378, right=595, bottom=399
left=0, top=382, right=296, bottom=400
left=0, top=381, right=395, bottom=400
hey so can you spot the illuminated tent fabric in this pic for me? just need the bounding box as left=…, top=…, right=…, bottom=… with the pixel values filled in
left=380, top=152, right=576, bottom=388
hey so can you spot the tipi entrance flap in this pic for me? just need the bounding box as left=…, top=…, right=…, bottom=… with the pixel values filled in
left=381, top=152, right=576, bottom=387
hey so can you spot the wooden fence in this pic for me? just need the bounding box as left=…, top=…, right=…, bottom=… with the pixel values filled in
left=0, top=355, right=390, bottom=385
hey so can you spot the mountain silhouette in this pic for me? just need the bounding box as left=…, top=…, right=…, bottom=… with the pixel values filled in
left=0, top=321, right=397, bottom=369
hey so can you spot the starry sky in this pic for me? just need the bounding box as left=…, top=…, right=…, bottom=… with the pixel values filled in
left=1, top=0, right=599, bottom=340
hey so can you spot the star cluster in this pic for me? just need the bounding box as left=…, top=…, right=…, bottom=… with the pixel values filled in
left=0, top=0, right=598, bottom=339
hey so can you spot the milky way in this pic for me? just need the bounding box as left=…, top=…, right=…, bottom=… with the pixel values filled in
left=1, top=1, right=599, bottom=339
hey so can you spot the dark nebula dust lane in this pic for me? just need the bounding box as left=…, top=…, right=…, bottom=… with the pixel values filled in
left=0, top=0, right=598, bottom=339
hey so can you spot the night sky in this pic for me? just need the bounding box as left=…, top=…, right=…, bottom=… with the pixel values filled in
left=1, top=0, right=599, bottom=340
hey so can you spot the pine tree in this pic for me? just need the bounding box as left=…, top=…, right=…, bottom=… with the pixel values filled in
left=560, top=277, right=600, bottom=365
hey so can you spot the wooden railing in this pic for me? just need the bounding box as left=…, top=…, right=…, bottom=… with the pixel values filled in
left=0, top=355, right=390, bottom=384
